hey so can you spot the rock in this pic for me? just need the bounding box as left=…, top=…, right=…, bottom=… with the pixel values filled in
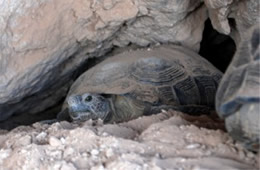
left=45, top=150, right=63, bottom=160
left=0, top=149, right=11, bottom=164
left=204, top=0, right=233, bottom=35
left=105, top=148, right=114, bottom=158
left=91, top=165, right=105, bottom=170
left=204, top=0, right=259, bottom=43
left=0, top=111, right=258, bottom=169
left=185, top=143, right=201, bottom=149
left=0, top=0, right=207, bottom=121
left=13, top=135, right=32, bottom=147
left=63, top=147, right=75, bottom=158
left=49, top=136, right=62, bottom=147
left=35, top=132, right=48, bottom=143
left=60, top=162, right=77, bottom=170
left=90, top=149, right=99, bottom=156
left=98, top=124, right=137, bottom=139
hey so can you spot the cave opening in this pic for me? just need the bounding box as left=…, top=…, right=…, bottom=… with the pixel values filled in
left=199, top=19, right=236, bottom=72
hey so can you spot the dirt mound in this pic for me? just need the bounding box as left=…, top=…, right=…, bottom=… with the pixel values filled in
left=0, top=110, right=258, bottom=169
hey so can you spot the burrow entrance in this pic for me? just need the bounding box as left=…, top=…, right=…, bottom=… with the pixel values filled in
left=0, top=19, right=236, bottom=130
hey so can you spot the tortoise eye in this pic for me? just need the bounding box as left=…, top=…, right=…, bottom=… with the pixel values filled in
left=85, top=95, right=92, bottom=102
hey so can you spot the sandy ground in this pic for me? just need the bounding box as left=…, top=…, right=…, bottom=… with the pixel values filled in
left=0, top=110, right=258, bottom=170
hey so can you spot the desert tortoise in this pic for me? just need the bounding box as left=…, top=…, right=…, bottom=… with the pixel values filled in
left=216, top=24, right=260, bottom=152
left=58, top=45, right=222, bottom=123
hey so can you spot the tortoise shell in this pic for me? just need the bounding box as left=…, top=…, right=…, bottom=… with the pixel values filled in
left=66, top=45, right=222, bottom=108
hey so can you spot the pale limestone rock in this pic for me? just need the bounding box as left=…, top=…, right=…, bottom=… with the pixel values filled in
left=204, top=0, right=259, bottom=43
left=0, top=111, right=258, bottom=169
left=49, top=136, right=62, bottom=147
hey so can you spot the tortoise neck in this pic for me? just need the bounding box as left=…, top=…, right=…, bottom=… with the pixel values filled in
left=103, top=96, right=116, bottom=123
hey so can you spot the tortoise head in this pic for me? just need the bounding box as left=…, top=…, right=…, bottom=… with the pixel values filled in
left=67, top=93, right=111, bottom=122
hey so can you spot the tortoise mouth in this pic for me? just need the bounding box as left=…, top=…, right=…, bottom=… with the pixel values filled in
left=69, top=111, right=95, bottom=121
left=69, top=110, right=111, bottom=122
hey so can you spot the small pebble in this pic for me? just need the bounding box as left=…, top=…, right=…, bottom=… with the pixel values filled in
left=91, top=164, right=105, bottom=170
left=246, top=151, right=255, bottom=158
left=100, top=144, right=106, bottom=149
left=102, top=132, right=108, bottom=137
left=60, top=137, right=66, bottom=144
left=105, top=148, right=114, bottom=157
left=36, top=132, right=47, bottom=141
left=180, top=158, right=187, bottom=162
left=91, top=149, right=99, bottom=156
left=186, top=143, right=201, bottom=149
left=155, top=153, right=162, bottom=158
left=61, top=162, right=77, bottom=170
left=46, top=150, right=62, bottom=159
left=161, top=109, right=167, bottom=113
left=0, top=149, right=11, bottom=162
left=63, top=147, right=75, bottom=157
left=82, top=152, right=88, bottom=157
left=60, top=121, right=73, bottom=129
left=49, top=136, right=62, bottom=147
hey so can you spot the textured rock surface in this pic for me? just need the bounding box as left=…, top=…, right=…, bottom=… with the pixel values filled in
left=0, top=0, right=207, bottom=120
left=204, top=0, right=259, bottom=42
left=0, top=110, right=258, bottom=169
